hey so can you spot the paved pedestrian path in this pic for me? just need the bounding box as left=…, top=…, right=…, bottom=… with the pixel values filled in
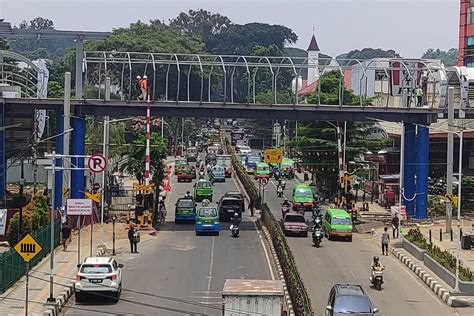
left=0, top=222, right=154, bottom=315
left=415, top=220, right=474, bottom=272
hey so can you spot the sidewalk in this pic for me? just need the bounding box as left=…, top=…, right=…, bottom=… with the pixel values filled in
left=0, top=221, right=155, bottom=316
left=415, top=219, right=474, bottom=272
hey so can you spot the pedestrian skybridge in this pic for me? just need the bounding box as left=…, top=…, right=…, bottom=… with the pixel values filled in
left=0, top=50, right=473, bottom=123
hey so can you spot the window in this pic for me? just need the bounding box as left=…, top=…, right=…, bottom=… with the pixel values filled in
left=467, top=7, right=474, bottom=24
left=81, top=264, right=112, bottom=274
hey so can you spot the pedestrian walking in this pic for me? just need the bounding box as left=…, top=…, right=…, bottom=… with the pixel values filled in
left=392, top=212, right=399, bottom=239
left=61, top=221, right=71, bottom=251
left=159, top=200, right=167, bottom=226
left=381, top=226, right=390, bottom=255
left=416, top=86, right=424, bottom=107
left=248, top=196, right=255, bottom=217
left=128, top=224, right=139, bottom=253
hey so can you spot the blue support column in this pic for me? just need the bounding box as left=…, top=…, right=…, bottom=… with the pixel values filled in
left=404, top=123, right=416, bottom=217
left=55, top=111, right=64, bottom=208
left=416, top=125, right=429, bottom=219
left=71, top=117, right=85, bottom=198
left=0, top=104, right=5, bottom=207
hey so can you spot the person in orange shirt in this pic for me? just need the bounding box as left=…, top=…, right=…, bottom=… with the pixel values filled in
left=138, top=75, right=148, bottom=101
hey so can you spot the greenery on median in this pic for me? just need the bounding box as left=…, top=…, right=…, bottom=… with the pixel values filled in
left=406, top=228, right=474, bottom=282
left=224, top=136, right=314, bottom=315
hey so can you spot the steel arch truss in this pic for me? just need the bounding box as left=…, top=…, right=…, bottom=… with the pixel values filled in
left=80, top=51, right=449, bottom=109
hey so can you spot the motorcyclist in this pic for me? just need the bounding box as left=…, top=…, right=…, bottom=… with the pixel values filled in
left=184, top=191, right=192, bottom=198
left=281, top=199, right=291, bottom=209
left=312, top=205, right=323, bottom=223
left=231, top=212, right=241, bottom=226
left=370, top=256, right=385, bottom=282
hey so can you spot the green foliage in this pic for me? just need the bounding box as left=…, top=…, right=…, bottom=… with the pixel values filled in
left=121, top=132, right=167, bottom=183
left=461, top=176, right=474, bottom=213
left=428, top=195, right=445, bottom=216
left=47, top=81, right=63, bottom=98
left=406, top=228, right=474, bottom=281
left=208, top=22, right=297, bottom=55
left=255, top=89, right=294, bottom=104
left=169, top=9, right=231, bottom=50
left=422, top=48, right=458, bottom=67
left=8, top=17, right=74, bottom=58
left=0, top=37, right=10, bottom=50
left=341, top=48, right=401, bottom=60
left=7, top=195, right=49, bottom=245
left=86, top=21, right=205, bottom=54
left=85, top=116, right=126, bottom=159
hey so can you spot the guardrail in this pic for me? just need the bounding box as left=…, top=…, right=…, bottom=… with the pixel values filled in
left=224, top=136, right=314, bottom=315
left=0, top=220, right=60, bottom=293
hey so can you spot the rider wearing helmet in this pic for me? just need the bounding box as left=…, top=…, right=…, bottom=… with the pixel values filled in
left=370, top=256, right=384, bottom=281
left=281, top=199, right=291, bottom=208
left=185, top=191, right=192, bottom=198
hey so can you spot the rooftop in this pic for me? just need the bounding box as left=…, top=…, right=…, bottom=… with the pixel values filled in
left=307, top=34, right=320, bottom=52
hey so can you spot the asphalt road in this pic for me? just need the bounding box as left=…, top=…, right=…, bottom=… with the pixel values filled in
left=62, top=164, right=273, bottom=316
left=255, top=175, right=458, bottom=316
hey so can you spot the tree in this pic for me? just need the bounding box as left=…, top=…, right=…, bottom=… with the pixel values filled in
left=208, top=23, right=297, bottom=55
left=422, top=48, right=458, bottom=67
left=291, top=71, right=388, bottom=195
left=340, top=48, right=401, bottom=60
left=307, top=70, right=364, bottom=105
left=169, top=9, right=231, bottom=49
left=9, top=17, right=73, bottom=58
left=0, top=37, right=9, bottom=50
left=121, top=132, right=167, bottom=184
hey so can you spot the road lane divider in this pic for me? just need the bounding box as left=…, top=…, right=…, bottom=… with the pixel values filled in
left=224, top=135, right=313, bottom=316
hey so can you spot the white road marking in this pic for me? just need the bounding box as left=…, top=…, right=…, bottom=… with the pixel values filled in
left=349, top=269, right=357, bottom=279
left=205, top=236, right=215, bottom=313
left=232, top=175, right=276, bottom=280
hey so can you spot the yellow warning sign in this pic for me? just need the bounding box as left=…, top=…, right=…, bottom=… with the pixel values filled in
left=85, top=192, right=101, bottom=203
left=132, top=184, right=155, bottom=193
left=14, top=234, right=42, bottom=263
left=264, top=148, right=283, bottom=164
left=63, top=187, right=70, bottom=196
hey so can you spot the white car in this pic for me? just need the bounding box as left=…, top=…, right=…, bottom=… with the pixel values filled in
left=74, top=257, right=123, bottom=302
left=239, top=146, right=251, bottom=156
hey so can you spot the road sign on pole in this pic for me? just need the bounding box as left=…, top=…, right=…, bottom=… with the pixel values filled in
left=14, top=233, right=42, bottom=262
left=14, top=234, right=42, bottom=316
left=259, top=178, right=269, bottom=187
left=87, top=154, right=107, bottom=173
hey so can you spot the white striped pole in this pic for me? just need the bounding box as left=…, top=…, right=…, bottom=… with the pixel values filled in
left=145, top=91, right=151, bottom=186
left=336, top=122, right=344, bottom=197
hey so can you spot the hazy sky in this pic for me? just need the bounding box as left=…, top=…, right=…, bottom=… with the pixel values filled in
left=0, top=0, right=459, bottom=57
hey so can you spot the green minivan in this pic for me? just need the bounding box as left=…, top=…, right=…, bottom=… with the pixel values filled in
left=291, top=183, right=314, bottom=212
left=323, top=208, right=353, bottom=241
left=194, top=179, right=213, bottom=202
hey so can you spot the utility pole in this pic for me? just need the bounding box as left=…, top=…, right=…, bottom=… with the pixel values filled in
left=446, top=87, right=454, bottom=233
left=18, top=159, right=24, bottom=241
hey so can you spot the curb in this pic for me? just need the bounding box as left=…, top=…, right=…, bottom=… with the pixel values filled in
left=260, top=225, right=295, bottom=316
left=42, top=247, right=106, bottom=316
left=391, top=248, right=472, bottom=308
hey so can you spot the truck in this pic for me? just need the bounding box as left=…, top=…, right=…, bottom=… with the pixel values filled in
left=222, top=279, right=284, bottom=316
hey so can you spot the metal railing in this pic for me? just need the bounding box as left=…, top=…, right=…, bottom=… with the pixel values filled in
left=0, top=220, right=60, bottom=293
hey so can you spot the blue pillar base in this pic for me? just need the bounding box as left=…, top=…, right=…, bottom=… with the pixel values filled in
left=71, top=117, right=85, bottom=199
left=404, top=123, right=416, bottom=217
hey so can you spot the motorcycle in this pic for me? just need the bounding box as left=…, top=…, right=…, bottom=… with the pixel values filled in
left=312, top=215, right=324, bottom=247
left=276, top=185, right=283, bottom=197
left=281, top=180, right=286, bottom=190
left=371, top=268, right=384, bottom=291
left=230, top=216, right=241, bottom=237
left=281, top=205, right=291, bottom=217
